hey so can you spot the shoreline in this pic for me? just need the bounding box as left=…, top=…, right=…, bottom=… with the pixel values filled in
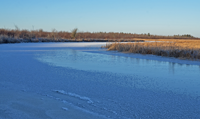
left=0, top=37, right=145, bottom=44
left=103, top=41, right=200, bottom=61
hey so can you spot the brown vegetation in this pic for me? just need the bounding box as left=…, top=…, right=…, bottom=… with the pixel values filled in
left=0, top=28, right=199, bottom=44
left=104, top=40, right=200, bottom=60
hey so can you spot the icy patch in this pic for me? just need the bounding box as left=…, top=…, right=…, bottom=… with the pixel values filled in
left=15, top=42, right=109, bottom=48
left=62, top=107, right=69, bottom=111
left=53, top=90, right=93, bottom=104
left=44, top=93, right=108, bottom=119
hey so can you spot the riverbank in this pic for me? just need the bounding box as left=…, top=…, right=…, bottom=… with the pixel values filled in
left=103, top=39, right=200, bottom=60
left=0, top=35, right=144, bottom=44
left=1, top=28, right=199, bottom=44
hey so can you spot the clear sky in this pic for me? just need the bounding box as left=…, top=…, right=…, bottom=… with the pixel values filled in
left=0, top=0, right=199, bottom=37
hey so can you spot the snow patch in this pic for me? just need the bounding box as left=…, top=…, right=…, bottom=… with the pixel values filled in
left=53, top=90, right=94, bottom=104
left=62, top=107, right=69, bottom=111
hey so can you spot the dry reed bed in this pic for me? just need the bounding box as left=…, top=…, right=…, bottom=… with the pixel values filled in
left=104, top=40, right=200, bottom=60
left=0, top=28, right=198, bottom=42
left=1, top=28, right=199, bottom=44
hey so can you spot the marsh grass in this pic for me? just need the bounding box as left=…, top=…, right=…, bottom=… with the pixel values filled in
left=104, top=40, right=200, bottom=60
left=0, top=28, right=199, bottom=44
left=0, top=35, right=21, bottom=43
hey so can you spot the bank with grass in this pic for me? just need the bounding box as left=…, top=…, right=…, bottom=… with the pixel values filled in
left=103, top=40, right=200, bottom=60
left=1, top=28, right=199, bottom=44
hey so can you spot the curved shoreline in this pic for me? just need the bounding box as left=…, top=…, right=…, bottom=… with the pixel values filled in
left=103, top=42, right=200, bottom=61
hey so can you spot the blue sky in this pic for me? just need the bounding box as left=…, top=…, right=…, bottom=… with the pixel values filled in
left=0, top=0, right=199, bottom=37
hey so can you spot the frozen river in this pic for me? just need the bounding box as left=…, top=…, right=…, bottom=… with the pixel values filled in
left=0, top=42, right=200, bottom=119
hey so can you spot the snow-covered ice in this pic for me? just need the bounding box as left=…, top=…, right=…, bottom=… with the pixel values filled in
left=0, top=42, right=200, bottom=119
left=62, top=107, right=69, bottom=111
left=54, top=90, right=94, bottom=104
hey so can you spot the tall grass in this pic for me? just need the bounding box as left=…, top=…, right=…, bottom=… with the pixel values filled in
left=0, top=27, right=199, bottom=44
left=104, top=40, right=200, bottom=60
left=0, top=28, right=147, bottom=43
left=0, top=28, right=199, bottom=40
left=47, top=29, right=59, bottom=40
left=0, top=35, right=21, bottom=43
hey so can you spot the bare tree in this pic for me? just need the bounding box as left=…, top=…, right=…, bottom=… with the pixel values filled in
left=71, top=28, right=78, bottom=39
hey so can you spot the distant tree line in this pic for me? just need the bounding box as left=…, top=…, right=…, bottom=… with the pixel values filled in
left=0, top=28, right=198, bottom=40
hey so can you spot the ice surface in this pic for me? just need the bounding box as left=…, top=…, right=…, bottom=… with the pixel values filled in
left=36, top=44, right=200, bottom=96
left=0, top=42, right=200, bottom=119
left=62, top=107, right=69, bottom=111
left=54, top=90, right=93, bottom=104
